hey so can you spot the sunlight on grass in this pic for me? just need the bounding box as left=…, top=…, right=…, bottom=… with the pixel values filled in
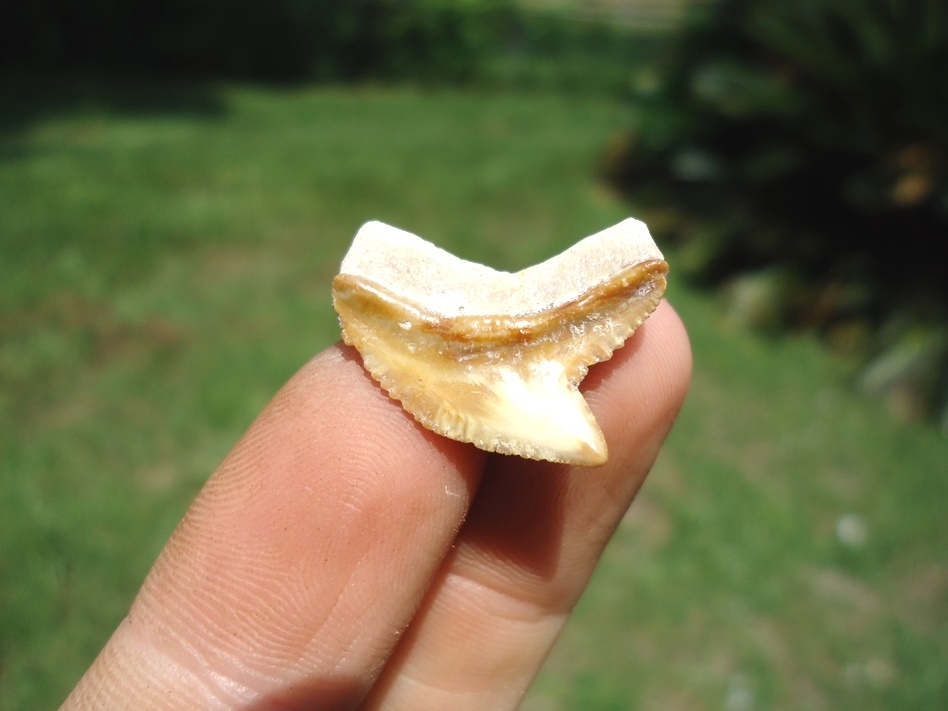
left=530, top=276, right=948, bottom=710
left=1, top=79, right=945, bottom=710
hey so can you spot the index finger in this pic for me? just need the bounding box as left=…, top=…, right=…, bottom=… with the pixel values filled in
left=63, top=345, right=487, bottom=709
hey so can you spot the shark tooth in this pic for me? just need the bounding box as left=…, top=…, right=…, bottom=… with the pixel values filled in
left=332, top=219, right=667, bottom=466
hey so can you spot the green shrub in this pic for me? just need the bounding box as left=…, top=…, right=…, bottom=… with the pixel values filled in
left=2, top=1, right=666, bottom=94
left=605, top=0, right=948, bottom=424
left=0, top=0, right=517, bottom=82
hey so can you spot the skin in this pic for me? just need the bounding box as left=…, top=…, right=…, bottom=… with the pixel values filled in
left=61, top=301, right=691, bottom=710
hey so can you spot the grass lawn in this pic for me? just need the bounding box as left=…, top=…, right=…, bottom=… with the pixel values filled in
left=1, top=76, right=946, bottom=710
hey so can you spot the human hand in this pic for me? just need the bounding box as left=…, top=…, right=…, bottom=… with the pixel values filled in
left=61, top=301, right=691, bottom=710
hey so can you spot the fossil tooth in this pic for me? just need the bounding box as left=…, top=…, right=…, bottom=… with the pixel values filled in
left=332, top=219, right=667, bottom=466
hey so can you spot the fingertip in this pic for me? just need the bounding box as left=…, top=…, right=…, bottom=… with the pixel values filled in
left=582, top=298, right=691, bottom=440
left=652, top=299, right=693, bottom=399
left=639, top=299, right=693, bottom=432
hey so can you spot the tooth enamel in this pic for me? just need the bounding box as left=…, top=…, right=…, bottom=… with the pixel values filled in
left=331, top=219, right=667, bottom=466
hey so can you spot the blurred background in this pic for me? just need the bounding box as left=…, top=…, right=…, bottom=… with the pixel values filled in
left=1, top=0, right=946, bottom=708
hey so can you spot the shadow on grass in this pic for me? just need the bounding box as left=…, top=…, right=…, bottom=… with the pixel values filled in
left=0, top=70, right=229, bottom=159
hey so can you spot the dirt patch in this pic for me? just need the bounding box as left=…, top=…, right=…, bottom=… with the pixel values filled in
left=895, top=563, right=948, bottom=632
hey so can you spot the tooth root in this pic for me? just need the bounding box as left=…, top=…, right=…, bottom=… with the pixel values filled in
left=332, top=219, right=667, bottom=467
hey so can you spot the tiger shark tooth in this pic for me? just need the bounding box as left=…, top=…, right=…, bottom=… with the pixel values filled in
left=331, top=219, right=667, bottom=466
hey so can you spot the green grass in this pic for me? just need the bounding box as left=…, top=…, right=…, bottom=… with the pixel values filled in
left=1, top=76, right=946, bottom=710
left=532, top=280, right=948, bottom=710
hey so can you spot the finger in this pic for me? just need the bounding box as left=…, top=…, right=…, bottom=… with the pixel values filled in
left=362, top=301, right=692, bottom=710
left=62, top=345, right=487, bottom=711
